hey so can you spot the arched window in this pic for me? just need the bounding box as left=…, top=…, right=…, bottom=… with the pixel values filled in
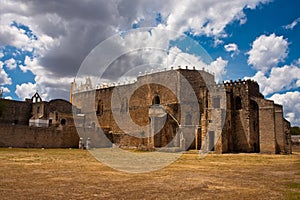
left=61, top=118, right=66, bottom=126
left=152, top=95, right=160, bottom=105
left=31, top=92, right=42, bottom=103
left=235, top=96, right=242, bottom=110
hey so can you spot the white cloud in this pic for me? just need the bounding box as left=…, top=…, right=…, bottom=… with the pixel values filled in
left=0, top=14, right=59, bottom=53
left=269, top=91, right=300, bottom=126
left=247, top=34, right=288, bottom=73
left=91, top=27, right=226, bottom=84
left=165, top=0, right=269, bottom=37
left=0, top=0, right=270, bottom=100
left=224, top=43, right=239, bottom=57
left=207, top=57, right=228, bottom=82
left=0, top=86, right=10, bottom=93
left=245, top=33, right=300, bottom=126
left=245, top=64, right=300, bottom=96
left=0, top=61, right=12, bottom=85
left=4, top=96, right=12, bottom=100
left=15, top=82, right=36, bottom=100
left=19, top=64, right=29, bottom=73
left=0, top=51, right=4, bottom=58
left=224, top=43, right=238, bottom=52
left=166, top=47, right=227, bottom=82
left=21, top=56, right=74, bottom=100
left=4, top=58, right=17, bottom=70
left=283, top=17, right=300, bottom=30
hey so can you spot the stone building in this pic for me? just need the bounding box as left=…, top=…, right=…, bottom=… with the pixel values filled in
left=29, top=92, right=74, bottom=128
left=72, top=67, right=292, bottom=154
left=0, top=92, right=79, bottom=148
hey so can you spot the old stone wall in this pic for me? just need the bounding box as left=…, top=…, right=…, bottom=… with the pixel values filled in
left=275, top=104, right=285, bottom=153
left=72, top=69, right=291, bottom=154
left=284, top=119, right=292, bottom=154
left=0, top=99, right=32, bottom=125
left=223, top=80, right=262, bottom=153
left=256, top=99, right=276, bottom=153
left=0, top=124, right=79, bottom=148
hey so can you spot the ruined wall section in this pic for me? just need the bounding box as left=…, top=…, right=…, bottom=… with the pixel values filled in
left=0, top=125, right=79, bottom=148
left=274, top=105, right=292, bottom=154
left=0, top=99, right=32, bottom=125
left=223, top=80, right=261, bottom=153
left=255, top=98, right=276, bottom=153
left=73, top=68, right=214, bottom=149
left=178, top=68, right=216, bottom=151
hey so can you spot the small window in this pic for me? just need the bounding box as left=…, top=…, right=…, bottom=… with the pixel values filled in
left=152, top=95, right=160, bottom=105
left=235, top=96, right=242, bottom=110
left=37, top=106, right=40, bottom=114
left=61, top=119, right=66, bottom=126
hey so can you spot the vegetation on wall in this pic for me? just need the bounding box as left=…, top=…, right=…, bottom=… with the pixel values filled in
left=291, top=126, right=300, bottom=135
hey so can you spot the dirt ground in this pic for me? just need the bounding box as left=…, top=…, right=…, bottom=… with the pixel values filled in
left=0, top=147, right=300, bottom=200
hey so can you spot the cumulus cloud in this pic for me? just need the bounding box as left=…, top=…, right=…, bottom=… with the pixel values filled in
left=18, top=56, right=74, bottom=100
left=0, top=0, right=269, bottom=100
left=246, top=64, right=300, bottom=96
left=247, top=34, right=288, bottom=73
left=270, top=91, right=300, bottom=126
left=245, top=33, right=300, bottom=126
left=166, top=47, right=227, bottom=82
left=0, top=87, right=10, bottom=93
left=283, top=17, right=300, bottom=30
left=207, top=57, right=228, bottom=82
left=4, top=58, right=17, bottom=70
left=224, top=43, right=239, bottom=57
left=15, top=82, right=36, bottom=100
left=0, top=61, right=12, bottom=85
left=224, top=43, right=238, bottom=52
left=100, top=38, right=227, bottom=84
left=165, top=0, right=269, bottom=37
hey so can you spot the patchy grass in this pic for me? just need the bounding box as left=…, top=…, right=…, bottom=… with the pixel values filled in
left=0, top=148, right=299, bottom=200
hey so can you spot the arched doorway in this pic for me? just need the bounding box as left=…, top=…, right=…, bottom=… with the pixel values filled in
left=152, top=95, right=160, bottom=105
left=61, top=118, right=66, bottom=126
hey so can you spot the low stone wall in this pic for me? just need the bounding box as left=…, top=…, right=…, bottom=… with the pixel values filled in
left=0, top=125, right=79, bottom=148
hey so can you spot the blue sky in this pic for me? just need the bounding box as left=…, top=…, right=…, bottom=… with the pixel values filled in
left=0, top=0, right=299, bottom=126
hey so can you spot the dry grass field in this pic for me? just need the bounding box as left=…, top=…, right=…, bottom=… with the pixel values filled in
left=0, top=147, right=300, bottom=200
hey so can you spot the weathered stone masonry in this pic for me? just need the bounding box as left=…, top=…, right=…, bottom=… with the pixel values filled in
left=73, top=67, right=292, bottom=154
left=0, top=94, right=79, bottom=148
